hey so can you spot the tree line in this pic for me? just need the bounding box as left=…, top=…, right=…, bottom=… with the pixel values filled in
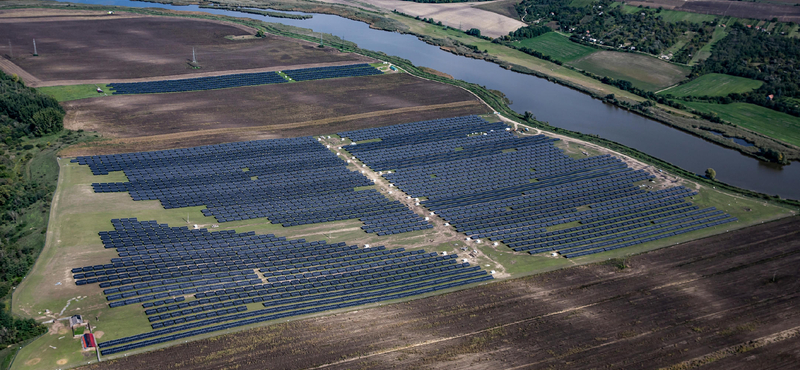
left=0, top=70, right=64, bottom=345
left=688, top=23, right=800, bottom=117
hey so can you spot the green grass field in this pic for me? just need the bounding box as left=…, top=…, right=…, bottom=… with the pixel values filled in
left=659, top=73, right=763, bottom=97
left=570, top=51, right=691, bottom=91
left=681, top=101, right=800, bottom=148
left=37, top=84, right=111, bottom=102
left=513, top=33, right=597, bottom=63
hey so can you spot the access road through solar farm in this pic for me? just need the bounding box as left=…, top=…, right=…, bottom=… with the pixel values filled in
left=75, top=216, right=800, bottom=369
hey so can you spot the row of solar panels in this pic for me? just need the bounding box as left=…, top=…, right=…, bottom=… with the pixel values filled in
left=69, top=217, right=494, bottom=354
left=99, top=274, right=493, bottom=355
left=74, top=135, right=431, bottom=233
left=108, top=64, right=382, bottom=94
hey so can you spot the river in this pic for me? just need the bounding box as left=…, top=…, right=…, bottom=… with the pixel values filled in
left=54, top=0, right=800, bottom=199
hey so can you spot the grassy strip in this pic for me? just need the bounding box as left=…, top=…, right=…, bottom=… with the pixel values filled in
left=690, top=25, right=730, bottom=65
left=37, top=84, right=111, bottom=102
left=511, top=33, right=596, bottom=62
left=680, top=101, right=800, bottom=149
left=658, top=73, right=763, bottom=97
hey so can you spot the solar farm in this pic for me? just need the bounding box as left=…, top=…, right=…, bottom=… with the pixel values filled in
left=40, top=114, right=765, bottom=359
left=338, top=116, right=736, bottom=258
left=72, top=218, right=488, bottom=355
left=107, top=64, right=384, bottom=95
left=4, top=7, right=797, bottom=370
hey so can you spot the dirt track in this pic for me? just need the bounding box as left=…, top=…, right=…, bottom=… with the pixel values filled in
left=0, top=10, right=367, bottom=83
left=79, top=216, right=800, bottom=370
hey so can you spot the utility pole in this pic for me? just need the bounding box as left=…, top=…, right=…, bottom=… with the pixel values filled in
left=192, top=47, right=196, bottom=63
left=32, top=39, right=37, bottom=56
left=8, top=40, right=11, bottom=58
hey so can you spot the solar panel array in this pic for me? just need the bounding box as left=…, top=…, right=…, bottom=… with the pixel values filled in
left=71, top=137, right=430, bottom=233
left=108, top=72, right=287, bottom=94
left=282, top=63, right=383, bottom=82
left=108, top=64, right=382, bottom=95
left=338, top=116, right=737, bottom=258
left=72, top=218, right=492, bottom=355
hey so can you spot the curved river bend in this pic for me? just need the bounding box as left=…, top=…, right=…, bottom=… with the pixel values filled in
left=55, top=0, right=800, bottom=199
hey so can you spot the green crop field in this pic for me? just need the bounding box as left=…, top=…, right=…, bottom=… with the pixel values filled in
left=681, top=101, right=800, bottom=148
left=513, top=33, right=597, bottom=62
left=570, top=51, right=691, bottom=91
left=659, top=73, right=763, bottom=97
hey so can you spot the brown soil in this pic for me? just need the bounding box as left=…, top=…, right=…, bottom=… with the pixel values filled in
left=59, top=73, right=490, bottom=155
left=0, top=11, right=366, bottom=83
left=625, top=0, right=800, bottom=22
left=78, top=216, right=800, bottom=370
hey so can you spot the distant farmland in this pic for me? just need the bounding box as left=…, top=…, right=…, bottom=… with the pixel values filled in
left=0, top=12, right=367, bottom=83
left=570, top=51, right=690, bottom=91
left=660, top=74, right=763, bottom=97
left=681, top=101, right=800, bottom=147
left=513, top=33, right=597, bottom=62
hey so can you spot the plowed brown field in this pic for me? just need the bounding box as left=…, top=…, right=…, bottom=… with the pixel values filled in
left=0, top=10, right=366, bottom=83
left=60, top=73, right=491, bottom=155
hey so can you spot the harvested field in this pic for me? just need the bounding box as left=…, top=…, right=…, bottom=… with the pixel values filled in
left=321, top=0, right=527, bottom=38
left=570, top=50, right=690, bottom=91
left=75, top=215, right=800, bottom=369
left=60, top=73, right=490, bottom=155
left=0, top=10, right=367, bottom=84
left=474, top=0, right=522, bottom=21
left=624, top=0, right=800, bottom=22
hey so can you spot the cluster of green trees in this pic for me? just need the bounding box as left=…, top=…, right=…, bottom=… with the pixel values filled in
left=671, top=21, right=716, bottom=63
left=514, top=0, right=709, bottom=56
left=0, top=73, right=64, bottom=142
left=691, top=24, right=800, bottom=117
left=0, top=303, right=45, bottom=346
left=504, top=25, right=552, bottom=40
left=0, top=70, right=65, bottom=345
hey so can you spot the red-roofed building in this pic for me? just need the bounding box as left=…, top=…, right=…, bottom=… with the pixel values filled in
left=81, top=333, right=97, bottom=350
